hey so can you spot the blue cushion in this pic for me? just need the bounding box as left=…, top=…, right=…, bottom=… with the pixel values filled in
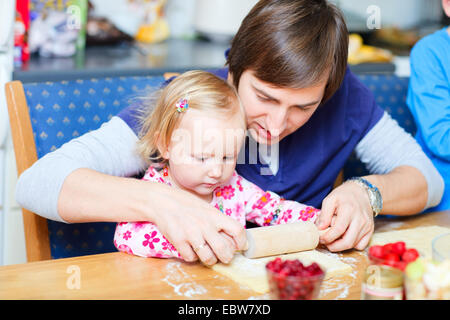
left=343, top=74, right=415, bottom=180
left=24, top=76, right=165, bottom=259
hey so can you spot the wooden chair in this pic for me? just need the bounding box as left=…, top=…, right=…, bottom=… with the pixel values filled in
left=6, top=81, right=51, bottom=262
left=5, top=76, right=166, bottom=262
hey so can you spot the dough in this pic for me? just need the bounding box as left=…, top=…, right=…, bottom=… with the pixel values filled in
left=369, top=226, right=450, bottom=258
left=212, top=250, right=352, bottom=294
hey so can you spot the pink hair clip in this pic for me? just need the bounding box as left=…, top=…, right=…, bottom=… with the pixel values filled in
left=176, top=98, right=189, bottom=113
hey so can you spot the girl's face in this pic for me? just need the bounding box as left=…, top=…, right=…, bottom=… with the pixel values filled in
left=232, top=70, right=327, bottom=145
left=164, top=108, right=246, bottom=202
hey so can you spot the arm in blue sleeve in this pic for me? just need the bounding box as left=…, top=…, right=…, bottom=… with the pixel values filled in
left=407, top=42, right=450, bottom=160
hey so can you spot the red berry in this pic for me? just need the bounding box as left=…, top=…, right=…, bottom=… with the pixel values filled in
left=391, top=242, right=406, bottom=256
left=382, top=243, right=394, bottom=255
left=369, top=245, right=384, bottom=259
left=385, top=253, right=400, bottom=262
left=267, top=258, right=324, bottom=299
left=402, top=248, right=419, bottom=262
left=379, top=253, right=400, bottom=269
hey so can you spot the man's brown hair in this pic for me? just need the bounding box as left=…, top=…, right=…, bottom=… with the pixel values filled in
left=226, top=0, right=348, bottom=103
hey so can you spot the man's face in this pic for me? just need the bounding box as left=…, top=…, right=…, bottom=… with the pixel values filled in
left=232, top=70, right=327, bottom=145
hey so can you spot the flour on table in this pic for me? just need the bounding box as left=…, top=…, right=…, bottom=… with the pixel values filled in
left=369, top=225, right=450, bottom=258
left=212, top=250, right=352, bottom=294
left=161, top=261, right=207, bottom=298
left=247, top=293, right=271, bottom=300
left=315, top=249, right=359, bottom=299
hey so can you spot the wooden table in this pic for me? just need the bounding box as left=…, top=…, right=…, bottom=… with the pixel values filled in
left=0, top=211, right=448, bottom=300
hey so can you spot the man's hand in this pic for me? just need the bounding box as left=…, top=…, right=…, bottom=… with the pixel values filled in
left=151, top=184, right=248, bottom=265
left=316, top=180, right=374, bottom=252
left=59, top=169, right=247, bottom=266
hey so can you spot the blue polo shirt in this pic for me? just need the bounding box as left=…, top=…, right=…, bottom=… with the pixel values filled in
left=118, top=67, right=384, bottom=208
left=407, top=27, right=450, bottom=211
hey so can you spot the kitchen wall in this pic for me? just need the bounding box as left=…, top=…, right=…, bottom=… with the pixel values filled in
left=333, top=0, right=443, bottom=30
left=1, top=0, right=27, bottom=266
left=2, top=141, right=26, bottom=266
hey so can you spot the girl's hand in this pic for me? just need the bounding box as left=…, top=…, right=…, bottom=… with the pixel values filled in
left=151, top=184, right=247, bottom=265
left=315, top=181, right=374, bottom=252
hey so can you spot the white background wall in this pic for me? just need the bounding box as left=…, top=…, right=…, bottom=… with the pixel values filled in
left=333, top=0, right=442, bottom=29
left=0, top=0, right=27, bottom=266
left=2, top=139, right=26, bottom=266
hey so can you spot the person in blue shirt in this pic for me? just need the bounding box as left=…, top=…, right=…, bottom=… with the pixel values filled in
left=407, top=0, right=450, bottom=211
left=16, top=0, right=443, bottom=265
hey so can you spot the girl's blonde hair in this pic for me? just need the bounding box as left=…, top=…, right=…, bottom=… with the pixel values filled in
left=137, top=70, right=245, bottom=166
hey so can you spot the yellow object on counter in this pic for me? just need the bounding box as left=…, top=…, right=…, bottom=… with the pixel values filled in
left=135, top=0, right=170, bottom=44
left=136, top=19, right=170, bottom=43
left=348, top=34, right=393, bottom=64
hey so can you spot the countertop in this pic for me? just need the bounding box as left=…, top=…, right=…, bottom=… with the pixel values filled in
left=0, top=210, right=448, bottom=299
left=13, top=38, right=395, bottom=83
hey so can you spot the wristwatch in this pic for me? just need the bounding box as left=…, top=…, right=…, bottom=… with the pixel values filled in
left=348, top=177, right=383, bottom=217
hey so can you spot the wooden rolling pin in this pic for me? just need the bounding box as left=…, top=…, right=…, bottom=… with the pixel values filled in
left=243, top=221, right=327, bottom=259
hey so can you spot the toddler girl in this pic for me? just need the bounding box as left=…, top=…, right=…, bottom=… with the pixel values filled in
left=114, top=70, right=320, bottom=261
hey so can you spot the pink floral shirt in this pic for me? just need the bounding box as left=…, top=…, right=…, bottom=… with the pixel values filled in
left=114, top=166, right=321, bottom=259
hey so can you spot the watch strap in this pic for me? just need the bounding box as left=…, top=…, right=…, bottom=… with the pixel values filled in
left=348, top=177, right=383, bottom=217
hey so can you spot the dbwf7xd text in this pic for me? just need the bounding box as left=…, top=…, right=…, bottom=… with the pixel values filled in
left=178, top=304, right=271, bottom=317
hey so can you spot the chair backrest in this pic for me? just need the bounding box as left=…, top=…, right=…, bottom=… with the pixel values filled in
left=343, top=74, right=415, bottom=179
left=6, top=75, right=165, bottom=261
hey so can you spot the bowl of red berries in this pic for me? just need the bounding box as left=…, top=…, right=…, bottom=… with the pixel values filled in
left=368, top=241, right=420, bottom=271
left=265, top=258, right=325, bottom=300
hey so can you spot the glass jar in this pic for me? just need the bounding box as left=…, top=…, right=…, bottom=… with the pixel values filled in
left=362, top=255, right=404, bottom=300
left=404, top=258, right=450, bottom=300
left=266, top=268, right=325, bottom=300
